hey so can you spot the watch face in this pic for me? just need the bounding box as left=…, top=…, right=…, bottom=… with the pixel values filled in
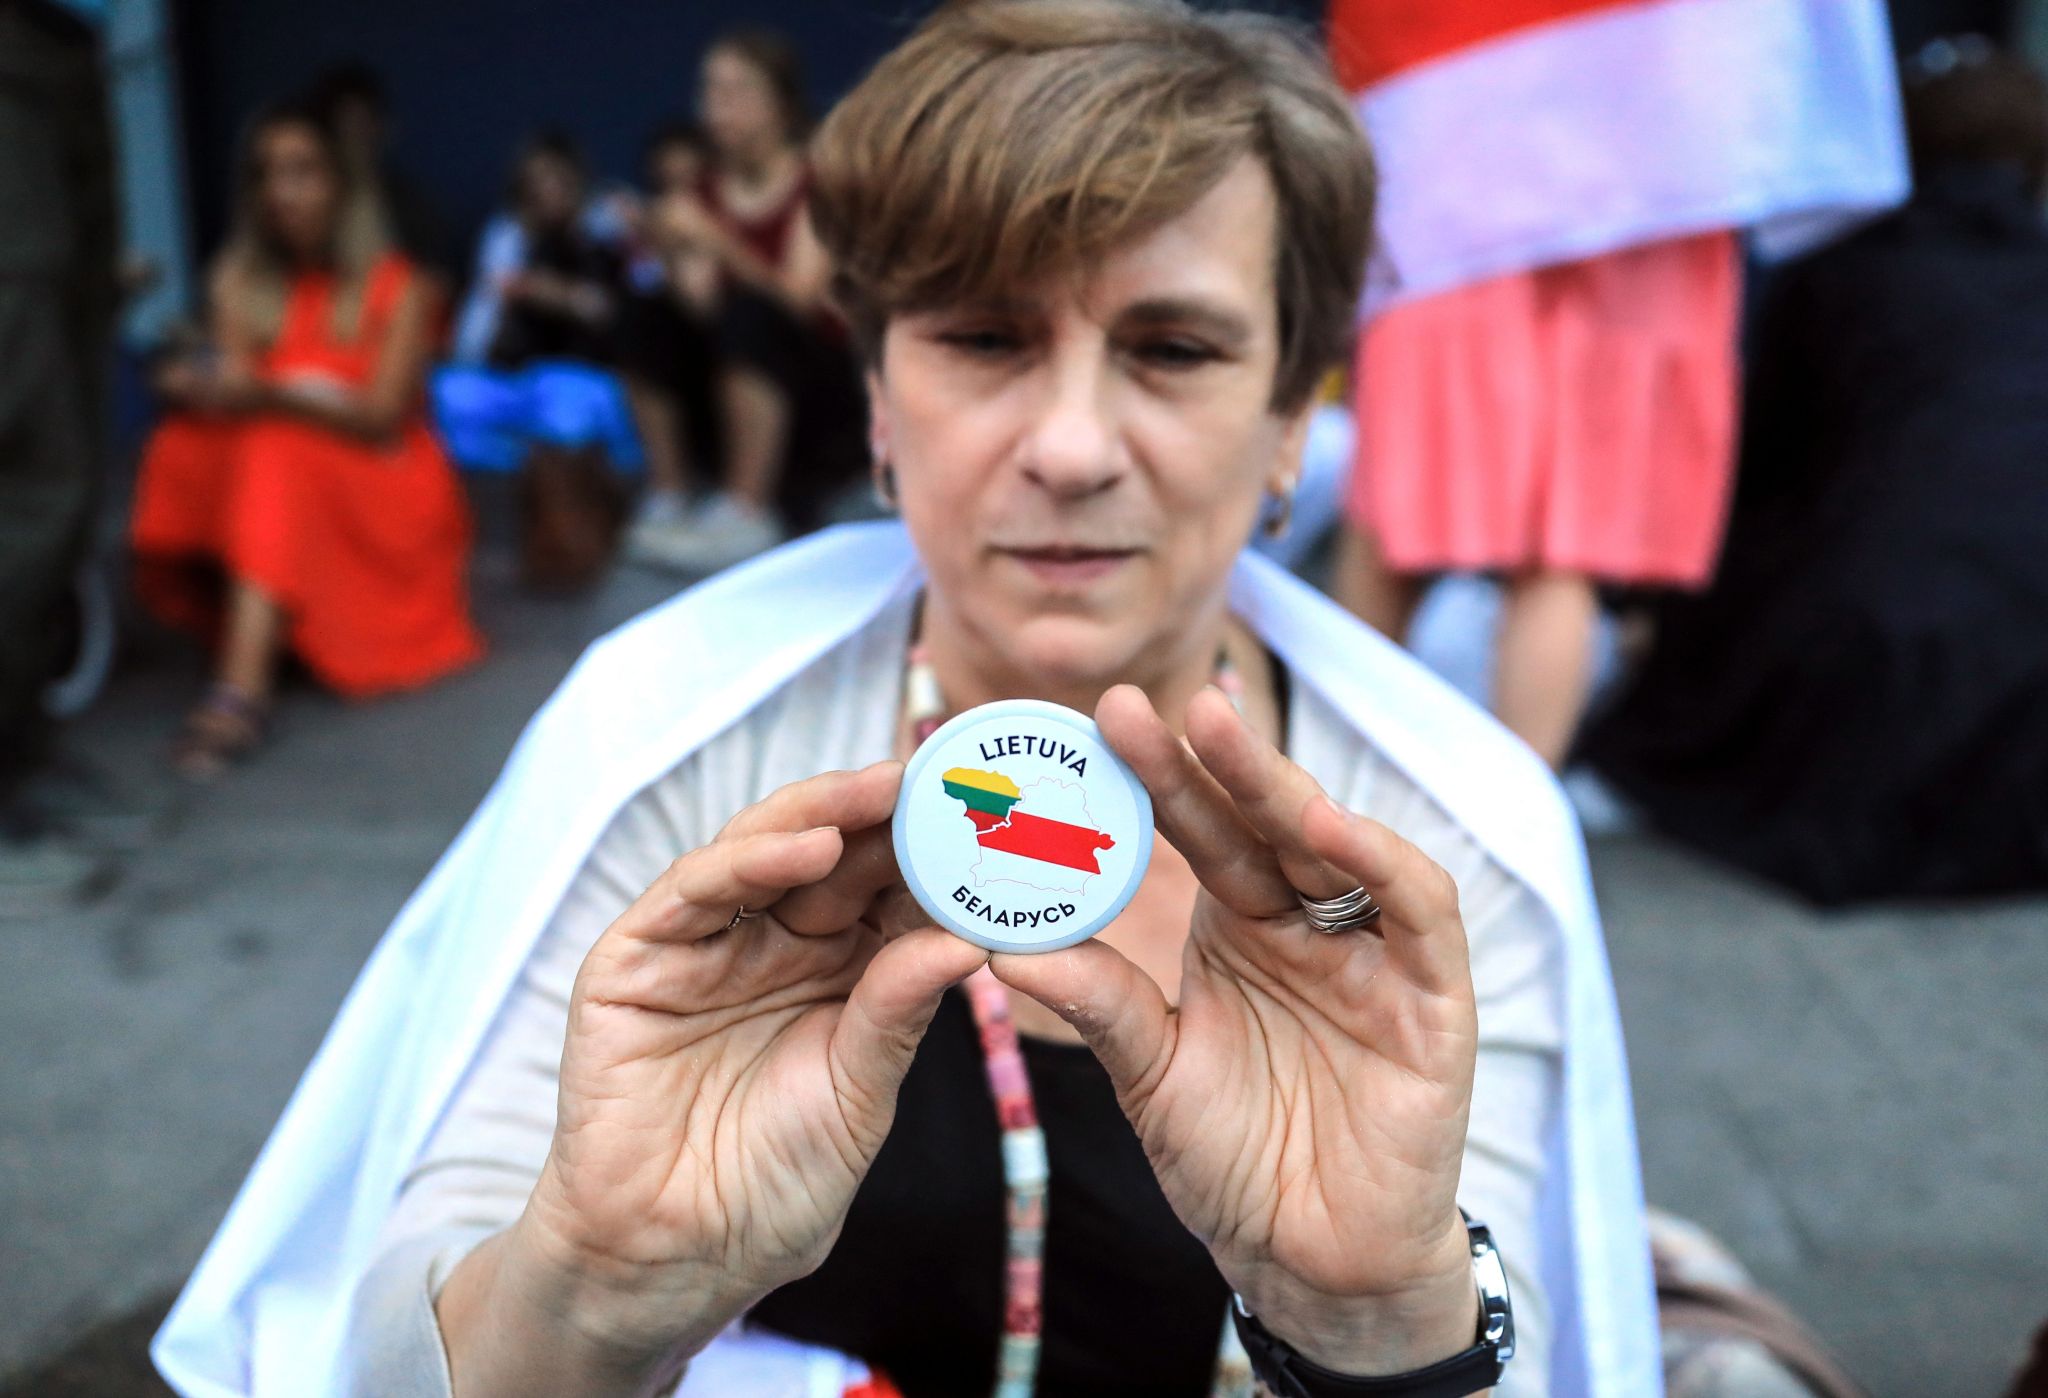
left=894, top=699, right=1154, bottom=954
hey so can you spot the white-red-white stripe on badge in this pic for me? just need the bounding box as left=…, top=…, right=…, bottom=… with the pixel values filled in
left=1332, top=0, right=1911, bottom=308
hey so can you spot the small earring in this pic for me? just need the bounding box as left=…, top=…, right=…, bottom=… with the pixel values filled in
left=1261, top=479, right=1296, bottom=539
left=872, top=460, right=899, bottom=512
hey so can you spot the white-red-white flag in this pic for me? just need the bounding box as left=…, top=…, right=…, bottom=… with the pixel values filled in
left=1331, top=0, right=1910, bottom=306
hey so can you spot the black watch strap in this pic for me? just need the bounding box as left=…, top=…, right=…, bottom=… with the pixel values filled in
left=1228, top=1214, right=1511, bottom=1398
left=1230, top=1300, right=1503, bottom=1398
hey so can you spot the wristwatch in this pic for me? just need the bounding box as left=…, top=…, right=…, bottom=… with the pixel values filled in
left=1230, top=1213, right=1514, bottom=1398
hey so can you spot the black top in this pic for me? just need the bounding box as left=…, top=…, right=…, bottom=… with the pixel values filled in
left=486, top=224, right=622, bottom=369
left=751, top=989, right=1232, bottom=1396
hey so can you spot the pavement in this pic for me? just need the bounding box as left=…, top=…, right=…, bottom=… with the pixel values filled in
left=2, top=528, right=2043, bottom=1398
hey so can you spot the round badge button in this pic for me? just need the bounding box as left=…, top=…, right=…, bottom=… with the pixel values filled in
left=894, top=699, right=1154, bottom=954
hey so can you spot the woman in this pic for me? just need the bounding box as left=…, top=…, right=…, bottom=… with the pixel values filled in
left=1336, top=226, right=1740, bottom=770
left=152, top=5, right=1656, bottom=1397
left=623, top=29, right=863, bottom=572
left=617, top=120, right=723, bottom=548
left=436, top=133, right=642, bottom=586
left=1317, top=0, right=1908, bottom=769
left=131, top=101, right=483, bottom=776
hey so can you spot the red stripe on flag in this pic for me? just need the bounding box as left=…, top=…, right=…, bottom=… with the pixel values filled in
left=966, top=809, right=1117, bottom=874
left=1329, top=0, right=1651, bottom=89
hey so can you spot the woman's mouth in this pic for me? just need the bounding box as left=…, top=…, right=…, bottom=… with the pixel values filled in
left=999, top=545, right=1138, bottom=587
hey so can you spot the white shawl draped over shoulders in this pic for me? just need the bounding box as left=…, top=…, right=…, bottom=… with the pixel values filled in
left=152, top=521, right=1661, bottom=1398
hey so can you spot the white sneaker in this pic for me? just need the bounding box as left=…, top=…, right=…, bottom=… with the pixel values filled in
left=632, top=488, right=692, bottom=530
left=629, top=492, right=785, bottom=575
left=624, top=488, right=700, bottom=567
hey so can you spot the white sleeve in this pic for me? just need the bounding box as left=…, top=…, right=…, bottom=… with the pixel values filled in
left=341, top=773, right=695, bottom=1396
left=341, top=617, right=909, bottom=1395
left=1336, top=749, right=1564, bottom=1398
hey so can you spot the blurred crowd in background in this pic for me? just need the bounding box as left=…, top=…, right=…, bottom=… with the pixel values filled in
left=9, top=0, right=2038, bottom=893
left=3, top=0, right=2048, bottom=1389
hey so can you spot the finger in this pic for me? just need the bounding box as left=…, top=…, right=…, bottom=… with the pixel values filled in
left=988, top=940, right=1174, bottom=1111
left=1183, top=686, right=1354, bottom=901
left=1301, top=795, right=1470, bottom=995
left=1095, top=684, right=1293, bottom=917
left=771, top=823, right=902, bottom=935
left=862, top=883, right=944, bottom=944
left=716, top=762, right=902, bottom=842
left=612, top=826, right=845, bottom=946
left=828, top=928, right=990, bottom=1145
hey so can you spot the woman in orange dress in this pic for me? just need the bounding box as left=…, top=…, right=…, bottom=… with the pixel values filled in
left=132, top=101, right=484, bottom=775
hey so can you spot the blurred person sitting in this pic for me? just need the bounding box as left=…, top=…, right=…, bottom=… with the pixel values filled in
left=309, top=60, right=457, bottom=290
left=154, top=6, right=1660, bottom=1398
left=436, top=132, right=641, bottom=586
left=1584, top=40, right=2048, bottom=904
left=130, top=100, right=485, bottom=778
left=615, top=120, right=726, bottom=556
left=616, top=120, right=715, bottom=297
left=624, top=28, right=865, bottom=574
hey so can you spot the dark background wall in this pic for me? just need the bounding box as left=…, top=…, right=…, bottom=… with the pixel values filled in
left=1892, top=0, right=2023, bottom=45
left=171, top=0, right=2020, bottom=284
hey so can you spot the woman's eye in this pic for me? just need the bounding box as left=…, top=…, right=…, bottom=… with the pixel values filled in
left=1135, top=338, right=1218, bottom=369
left=938, top=328, right=1022, bottom=358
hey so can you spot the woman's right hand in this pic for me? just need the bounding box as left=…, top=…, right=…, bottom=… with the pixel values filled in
left=441, top=762, right=986, bottom=1393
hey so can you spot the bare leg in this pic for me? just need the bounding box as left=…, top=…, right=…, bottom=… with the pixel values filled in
left=173, top=577, right=281, bottom=775
left=625, top=375, right=690, bottom=498
left=1494, top=567, right=1600, bottom=768
left=216, top=578, right=285, bottom=705
left=719, top=366, right=789, bottom=511
left=1335, top=524, right=1427, bottom=644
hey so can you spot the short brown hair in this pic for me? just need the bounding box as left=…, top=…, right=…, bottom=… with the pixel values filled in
left=709, top=28, right=813, bottom=145
left=808, top=0, right=1375, bottom=411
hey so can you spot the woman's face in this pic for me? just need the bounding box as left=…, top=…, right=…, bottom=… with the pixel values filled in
left=650, top=141, right=704, bottom=198
left=257, top=123, right=340, bottom=259
left=519, top=153, right=583, bottom=230
left=701, top=47, right=786, bottom=159
left=873, top=157, right=1311, bottom=691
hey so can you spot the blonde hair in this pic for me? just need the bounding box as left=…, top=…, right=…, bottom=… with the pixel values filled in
left=808, top=0, right=1376, bottom=410
left=217, top=102, right=391, bottom=345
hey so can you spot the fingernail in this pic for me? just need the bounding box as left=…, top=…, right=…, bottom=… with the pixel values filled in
left=807, top=825, right=840, bottom=835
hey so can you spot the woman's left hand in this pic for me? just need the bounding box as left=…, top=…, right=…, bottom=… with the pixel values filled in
left=991, top=684, right=1482, bottom=1376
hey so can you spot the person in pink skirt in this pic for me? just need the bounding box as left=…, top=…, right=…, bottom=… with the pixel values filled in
left=1338, top=231, right=1742, bottom=767
left=1325, top=0, right=1908, bottom=767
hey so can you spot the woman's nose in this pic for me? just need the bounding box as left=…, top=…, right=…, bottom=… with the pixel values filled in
left=1019, top=353, right=1125, bottom=499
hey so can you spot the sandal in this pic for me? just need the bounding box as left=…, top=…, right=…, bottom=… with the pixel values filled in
left=173, top=685, right=269, bottom=780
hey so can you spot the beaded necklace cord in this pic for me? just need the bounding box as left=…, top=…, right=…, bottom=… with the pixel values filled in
left=901, top=635, right=1255, bottom=1398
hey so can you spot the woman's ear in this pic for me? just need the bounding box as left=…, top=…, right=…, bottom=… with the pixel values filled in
left=1266, top=399, right=1315, bottom=497
left=865, top=368, right=892, bottom=466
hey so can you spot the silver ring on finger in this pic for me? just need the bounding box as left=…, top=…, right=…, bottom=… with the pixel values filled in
left=724, top=904, right=766, bottom=931
left=1296, top=885, right=1382, bottom=934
